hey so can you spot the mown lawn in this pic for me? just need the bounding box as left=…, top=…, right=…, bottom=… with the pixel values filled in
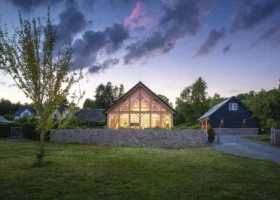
left=0, top=141, right=280, bottom=200
left=243, top=134, right=271, bottom=144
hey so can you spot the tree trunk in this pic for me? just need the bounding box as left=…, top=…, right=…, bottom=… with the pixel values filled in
left=36, top=129, right=45, bottom=165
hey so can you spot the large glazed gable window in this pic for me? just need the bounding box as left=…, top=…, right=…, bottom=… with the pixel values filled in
left=107, top=86, right=174, bottom=129
left=229, top=103, right=238, bottom=111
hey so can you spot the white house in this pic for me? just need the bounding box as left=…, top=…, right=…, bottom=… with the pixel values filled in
left=14, top=105, right=70, bottom=120
left=14, top=106, right=36, bottom=120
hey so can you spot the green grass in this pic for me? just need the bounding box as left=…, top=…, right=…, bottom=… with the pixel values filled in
left=243, top=134, right=271, bottom=144
left=0, top=141, right=280, bottom=200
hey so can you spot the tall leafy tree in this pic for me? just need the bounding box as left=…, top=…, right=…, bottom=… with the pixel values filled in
left=208, top=93, right=225, bottom=108
left=0, top=98, right=21, bottom=116
left=191, top=77, right=208, bottom=117
left=175, top=77, right=209, bottom=125
left=118, top=84, right=125, bottom=98
left=157, top=94, right=173, bottom=107
left=247, top=89, right=280, bottom=127
left=83, top=98, right=97, bottom=109
left=0, top=9, right=84, bottom=164
left=94, top=82, right=125, bottom=108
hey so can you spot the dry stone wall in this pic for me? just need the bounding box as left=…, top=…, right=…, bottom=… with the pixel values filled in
left=271, top=128, right=280, bottom=146
left=50, top=129, right=207, bottom=148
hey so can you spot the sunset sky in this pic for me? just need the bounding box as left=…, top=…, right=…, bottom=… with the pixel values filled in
left=0, top=0, right=279, bottom=106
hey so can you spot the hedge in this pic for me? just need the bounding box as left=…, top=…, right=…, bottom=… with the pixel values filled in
left=0, top=122, right=19, bottom=138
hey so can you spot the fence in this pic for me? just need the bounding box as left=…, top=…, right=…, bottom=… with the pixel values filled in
left=271, top=128, right=280, bottom=146
left=10, top=126, right=23, bottom=140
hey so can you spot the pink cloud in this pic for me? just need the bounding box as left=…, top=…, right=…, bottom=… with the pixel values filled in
left=124, top=1, right=154, bottom=29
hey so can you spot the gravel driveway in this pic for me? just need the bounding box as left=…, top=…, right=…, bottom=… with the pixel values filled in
left=213, top=135, right=280, bottom=163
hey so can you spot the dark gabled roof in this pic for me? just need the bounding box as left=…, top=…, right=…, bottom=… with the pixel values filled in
left=58, top=105, right=69, bottom=114
left=103, top=81, right=177, bottom=114
left=14, top=106, right=36, bottom=116
left=197, top=96, right=250, bottom=121
left=76, top=108, right=106, bottom=122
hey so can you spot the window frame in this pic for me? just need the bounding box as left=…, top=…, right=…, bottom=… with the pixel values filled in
left=229, top=103, right=238, bottom=111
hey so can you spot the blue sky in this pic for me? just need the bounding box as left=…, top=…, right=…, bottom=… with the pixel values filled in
left=0, top=0, right=279, bottom=106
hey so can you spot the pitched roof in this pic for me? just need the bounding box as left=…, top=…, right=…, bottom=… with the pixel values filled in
left=76, top=108, right=106, bottom=122
left=0, top=116, right=11, bottom=122
left=197, top=96, right=250, bottom=121
left=14, top=106, right=36, bottom=116
left=103, top=81, right=177, bottom=114
left=58, top=105, right=69, bottom=114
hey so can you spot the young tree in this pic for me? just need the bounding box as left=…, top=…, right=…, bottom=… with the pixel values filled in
left=0, top=9, right=84, bottom=165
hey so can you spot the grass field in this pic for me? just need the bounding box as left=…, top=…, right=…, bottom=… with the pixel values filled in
left=243, top=134, right=271, bottom=144
left=0, top=140, right=280, bottom=200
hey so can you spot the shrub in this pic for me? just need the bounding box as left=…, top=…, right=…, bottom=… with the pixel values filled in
left=177, top=125, right=187, bottom=130
left=208, top=127, right=215, bottom=144
left=175, top=123, right=201, bottom=130
left=66, top=117, right=105, bottom=129
left=2, top=114, right=13, bottom=121
left=188, top=124, right=201, bottom=129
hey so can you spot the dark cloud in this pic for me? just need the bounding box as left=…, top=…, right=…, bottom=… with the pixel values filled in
left=104, top=23, right=130, bottom=53
left=250, top=24, right=280, bottom=48
left=53, top=0, right=87, bottom=47
left=124, top=0, right=215, bottom=64
left=231, top=0, right=280, bottom=33
left=223, top=44, right=231, bottom=54
left=88, top=58, right=119, bottom=74
left=71, top=23, right=129, bottom=71
left=9, top=0, right=63, bottom=12
left=195, top=28, right=226, bottom=57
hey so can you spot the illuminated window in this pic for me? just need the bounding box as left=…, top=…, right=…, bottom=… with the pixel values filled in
left=151, top=114, right=160, bottom=128
left=141, top=113, right=150, bottom=128
left=120, top=114, right=129, bottom=128
left=108, top=114, right=118, bottom=129
left=151, top=99, right=161, bottom=111
left=106, top=84, right=175, bottom=129
left=130, top=90, right=140, bottom=111
left=119, top=98, right=129, bottom=111
left=140, top=89, right=150, bottom=111
left=130, top=114, right=139, bottom=128
left=161, top=113, right=172, bottom=129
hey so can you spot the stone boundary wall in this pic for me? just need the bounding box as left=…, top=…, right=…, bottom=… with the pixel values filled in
left=50, top=129, right=207, bottom=148
left=271, top=128, right=280, bottom=146
left=213, top=128, right=258, bottom=136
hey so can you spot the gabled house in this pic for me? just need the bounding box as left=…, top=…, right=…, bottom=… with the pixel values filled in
left=15, top=105, right=70, bottom=120
left=53, top=105, right=70, bottom=120
left=197, top=96, right=258, bottom=130
left=75, top=108, right=106, bottom=122
left=103, top=81, right=177, bottom=129
left=14, top=106, right=36, bottom=120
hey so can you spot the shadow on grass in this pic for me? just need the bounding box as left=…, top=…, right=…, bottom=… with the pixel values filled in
left=32, top=160, right=53, bottom=168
